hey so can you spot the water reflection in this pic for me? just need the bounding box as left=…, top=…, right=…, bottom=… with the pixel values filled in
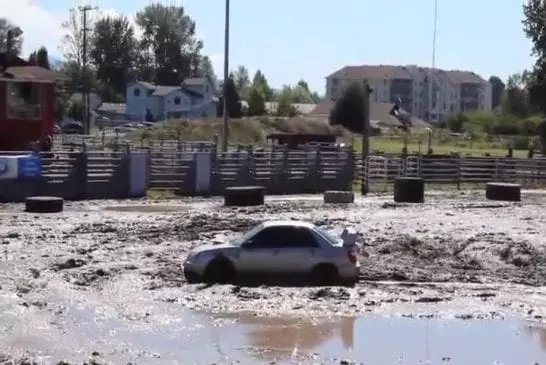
left=524, top=324, right=546, bottom=352
left=215, top=313, right=355, bottom=359
left=214, top=314, right=546, bottom=364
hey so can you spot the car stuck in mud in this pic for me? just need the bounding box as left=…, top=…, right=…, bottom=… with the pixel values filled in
left=183, top=220, right=360, bottom=285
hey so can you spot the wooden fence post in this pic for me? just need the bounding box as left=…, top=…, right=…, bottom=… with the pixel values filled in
left=456, top=155, right=461, bottom=190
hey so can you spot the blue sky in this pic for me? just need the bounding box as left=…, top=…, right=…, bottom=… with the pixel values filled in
left=7, top=0, right=535, bottom=93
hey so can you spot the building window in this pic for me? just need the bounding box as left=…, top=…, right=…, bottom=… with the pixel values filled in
left=6, top=82, right=41, bottom=120
left=174, top=96, right=181, bottom=105
left=133, top=88, right=140, bottom=97
left=332, top=78, right=338, bottom=84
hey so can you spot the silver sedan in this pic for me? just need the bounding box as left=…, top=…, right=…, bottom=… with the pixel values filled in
left=183, top=220, right=360, bottom=286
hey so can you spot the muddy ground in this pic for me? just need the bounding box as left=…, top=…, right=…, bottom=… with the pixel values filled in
left=1, top=191, right=546, bottom=364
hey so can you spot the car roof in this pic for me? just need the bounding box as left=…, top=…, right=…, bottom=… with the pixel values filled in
left=261, top=220, right=316, bottom=229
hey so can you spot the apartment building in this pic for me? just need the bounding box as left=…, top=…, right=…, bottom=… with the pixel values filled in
left=325, top=64, right=492, bottom=123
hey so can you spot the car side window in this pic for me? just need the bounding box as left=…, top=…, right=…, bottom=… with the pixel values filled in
left=244, top=226, right=319, bottom=249
left=284, top=227, right=319, bottom=248
left=244, top=227, right=283, bottom=249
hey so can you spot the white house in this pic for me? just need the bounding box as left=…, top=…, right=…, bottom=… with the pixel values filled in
left=125, top=78, right=218, bottom=121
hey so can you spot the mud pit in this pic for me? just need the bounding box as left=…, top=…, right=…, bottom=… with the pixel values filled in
left=1, top=191, right=546, bottom=363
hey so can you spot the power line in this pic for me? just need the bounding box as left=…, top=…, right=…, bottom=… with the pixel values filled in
left=79, top=4, right=98, bottom=135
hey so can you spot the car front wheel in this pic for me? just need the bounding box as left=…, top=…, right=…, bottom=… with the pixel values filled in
left=203, top=257, right=236, bottom=284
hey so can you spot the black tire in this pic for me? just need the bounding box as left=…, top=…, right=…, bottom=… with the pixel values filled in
left=224, top=186, right=265, bottom=207
left=183, top=270, right=200, bottom=284
left=309, top=264, right=339, bottom=286
left=393, top=177, right=425, bottom=203
left=203, top=258, right=236, bottom=284
left=25, top=196, right=64, bottom=213
left=485, top=182, right=521, bottom=202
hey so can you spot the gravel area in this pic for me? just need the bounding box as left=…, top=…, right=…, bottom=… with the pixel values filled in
left=0, top=191, right=546, bottom=364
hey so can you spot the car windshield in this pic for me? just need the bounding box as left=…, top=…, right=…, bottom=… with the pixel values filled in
left=314, top=226, right=341, bottom=245
left=229, top=223, right=265, bottom=246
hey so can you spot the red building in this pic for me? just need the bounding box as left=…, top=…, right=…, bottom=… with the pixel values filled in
left=0, top=54, right=62, bottom=151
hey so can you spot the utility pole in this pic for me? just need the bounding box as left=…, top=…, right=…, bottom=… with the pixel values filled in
left=427, top=0, right=438, bottom=124
left=79, top=5, right=97, bottom=135
left=361, top=84, right=371, bottom=195
left=222, top=0, right=230, bottom=151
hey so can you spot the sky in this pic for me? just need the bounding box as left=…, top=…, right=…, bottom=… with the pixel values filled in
left=2, top=0, right=536, bottom=93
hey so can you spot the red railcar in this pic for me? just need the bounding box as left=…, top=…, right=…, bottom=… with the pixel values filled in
left=0, top=55, right=60, bottom=151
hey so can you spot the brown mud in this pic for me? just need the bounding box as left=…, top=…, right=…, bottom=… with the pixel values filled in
left=0, top=191, right=545, bottom=363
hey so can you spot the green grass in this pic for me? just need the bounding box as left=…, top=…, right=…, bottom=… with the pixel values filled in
left=130, top=117, right=530, bottom=157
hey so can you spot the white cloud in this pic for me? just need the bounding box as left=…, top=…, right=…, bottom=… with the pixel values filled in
left=1, top=0, right=65, bottom=57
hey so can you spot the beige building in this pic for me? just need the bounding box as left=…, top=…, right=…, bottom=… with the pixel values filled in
left=325, top=64, right=492, bottom=123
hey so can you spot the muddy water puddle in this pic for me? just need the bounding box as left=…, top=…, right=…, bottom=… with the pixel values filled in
left=2, top=302, right=545, bottom=364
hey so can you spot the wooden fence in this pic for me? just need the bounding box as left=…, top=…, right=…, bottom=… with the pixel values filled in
left=360, top=155, right=546, bottom=191
left=148, top=149, right=354, bottom=194
left=0, top=149, right=147, bottom=202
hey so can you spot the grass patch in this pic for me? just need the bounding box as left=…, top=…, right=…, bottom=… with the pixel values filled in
left=130, top=117, right=526, bottom=157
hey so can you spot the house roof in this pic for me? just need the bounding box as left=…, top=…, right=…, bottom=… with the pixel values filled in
left=328, top=64, right=487, bottom=84
left=135, top=81, right=156, bottom=89
left=96, top=103, right=126, bottom=114
left=182, top=77, right=208, bottom=86
left=1, top=66, right=65, bottom=83
left=132, top=80, right=204, bottom=98
left=0, top=53, right=29, bottom=69
left=309, top=99, right=428, bottom=128
left=327, top=65, right=412, bottom=80
left=445, top=70, right=485, bottom=84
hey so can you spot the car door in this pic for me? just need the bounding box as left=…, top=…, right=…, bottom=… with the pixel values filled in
left=237, top=227, right=281, bottom=274
left=268, top=226, right=320, bottom=275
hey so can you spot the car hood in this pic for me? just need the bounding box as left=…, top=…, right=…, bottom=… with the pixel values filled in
left=190, top=241, right=236, bottom=255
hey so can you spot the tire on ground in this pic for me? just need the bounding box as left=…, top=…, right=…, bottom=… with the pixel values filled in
left=309, top=264, right=339, bottom=286
left=485, top=182, right=521, bottom=202
left=323, top=190, right=354, bottom=204
left=224, top=186, right=265, bottom=207
left=393, top=177, right=425, bottom=203
left=24, top=196, right=64, bottom=213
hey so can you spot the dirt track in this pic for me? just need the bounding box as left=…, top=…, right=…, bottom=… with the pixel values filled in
left=1, top=191, right=546, bottom=364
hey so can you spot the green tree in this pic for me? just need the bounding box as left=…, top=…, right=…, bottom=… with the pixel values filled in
left=217, top=76, right=242, bottom=118
left=193, top=55, right=215, bottom=80
left=523, top=0, right=546, bottom=114
left=28, top=47, right=50, bottom=69
left=90, top=15, right=137, bottom=100
left=329, top=82, right=367, bottom=133
left=488, top=76, right=505, bottom=109
left=247, top=85, right=266, bottom=116
left=276, top=87, right=298, bottom=117
left=67, top=99, right=85, bottom=121
left=60, top=8, right=97, bottom=94
left=501, top=73, right=531, bottom=117
left=0, top=19, right=23, bottom=55
left=135, top=4, right=204, bottom=85
left=252, top=70, right=273, bottom=101
left=296, top=79, right=321, bottom=103
left=233, top=65, right=250, bottom=97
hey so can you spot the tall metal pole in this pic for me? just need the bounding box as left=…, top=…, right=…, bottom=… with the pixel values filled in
left=361, top=84, right=371, bottom=195
left=80, top=5, right=96, bottom=135
left=427, top=0, right=438, bottom=124
left=222, top=0, right=230, bottom=152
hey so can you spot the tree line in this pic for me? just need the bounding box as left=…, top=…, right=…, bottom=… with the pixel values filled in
left=0, top=3, right=321, bottom=120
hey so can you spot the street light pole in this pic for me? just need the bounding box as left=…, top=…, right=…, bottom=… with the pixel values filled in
left=427, top=0, right=438, bottom=124
left=222, top=0, right=230, bottom=152
left=361, top=84, right=371, bottom=195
